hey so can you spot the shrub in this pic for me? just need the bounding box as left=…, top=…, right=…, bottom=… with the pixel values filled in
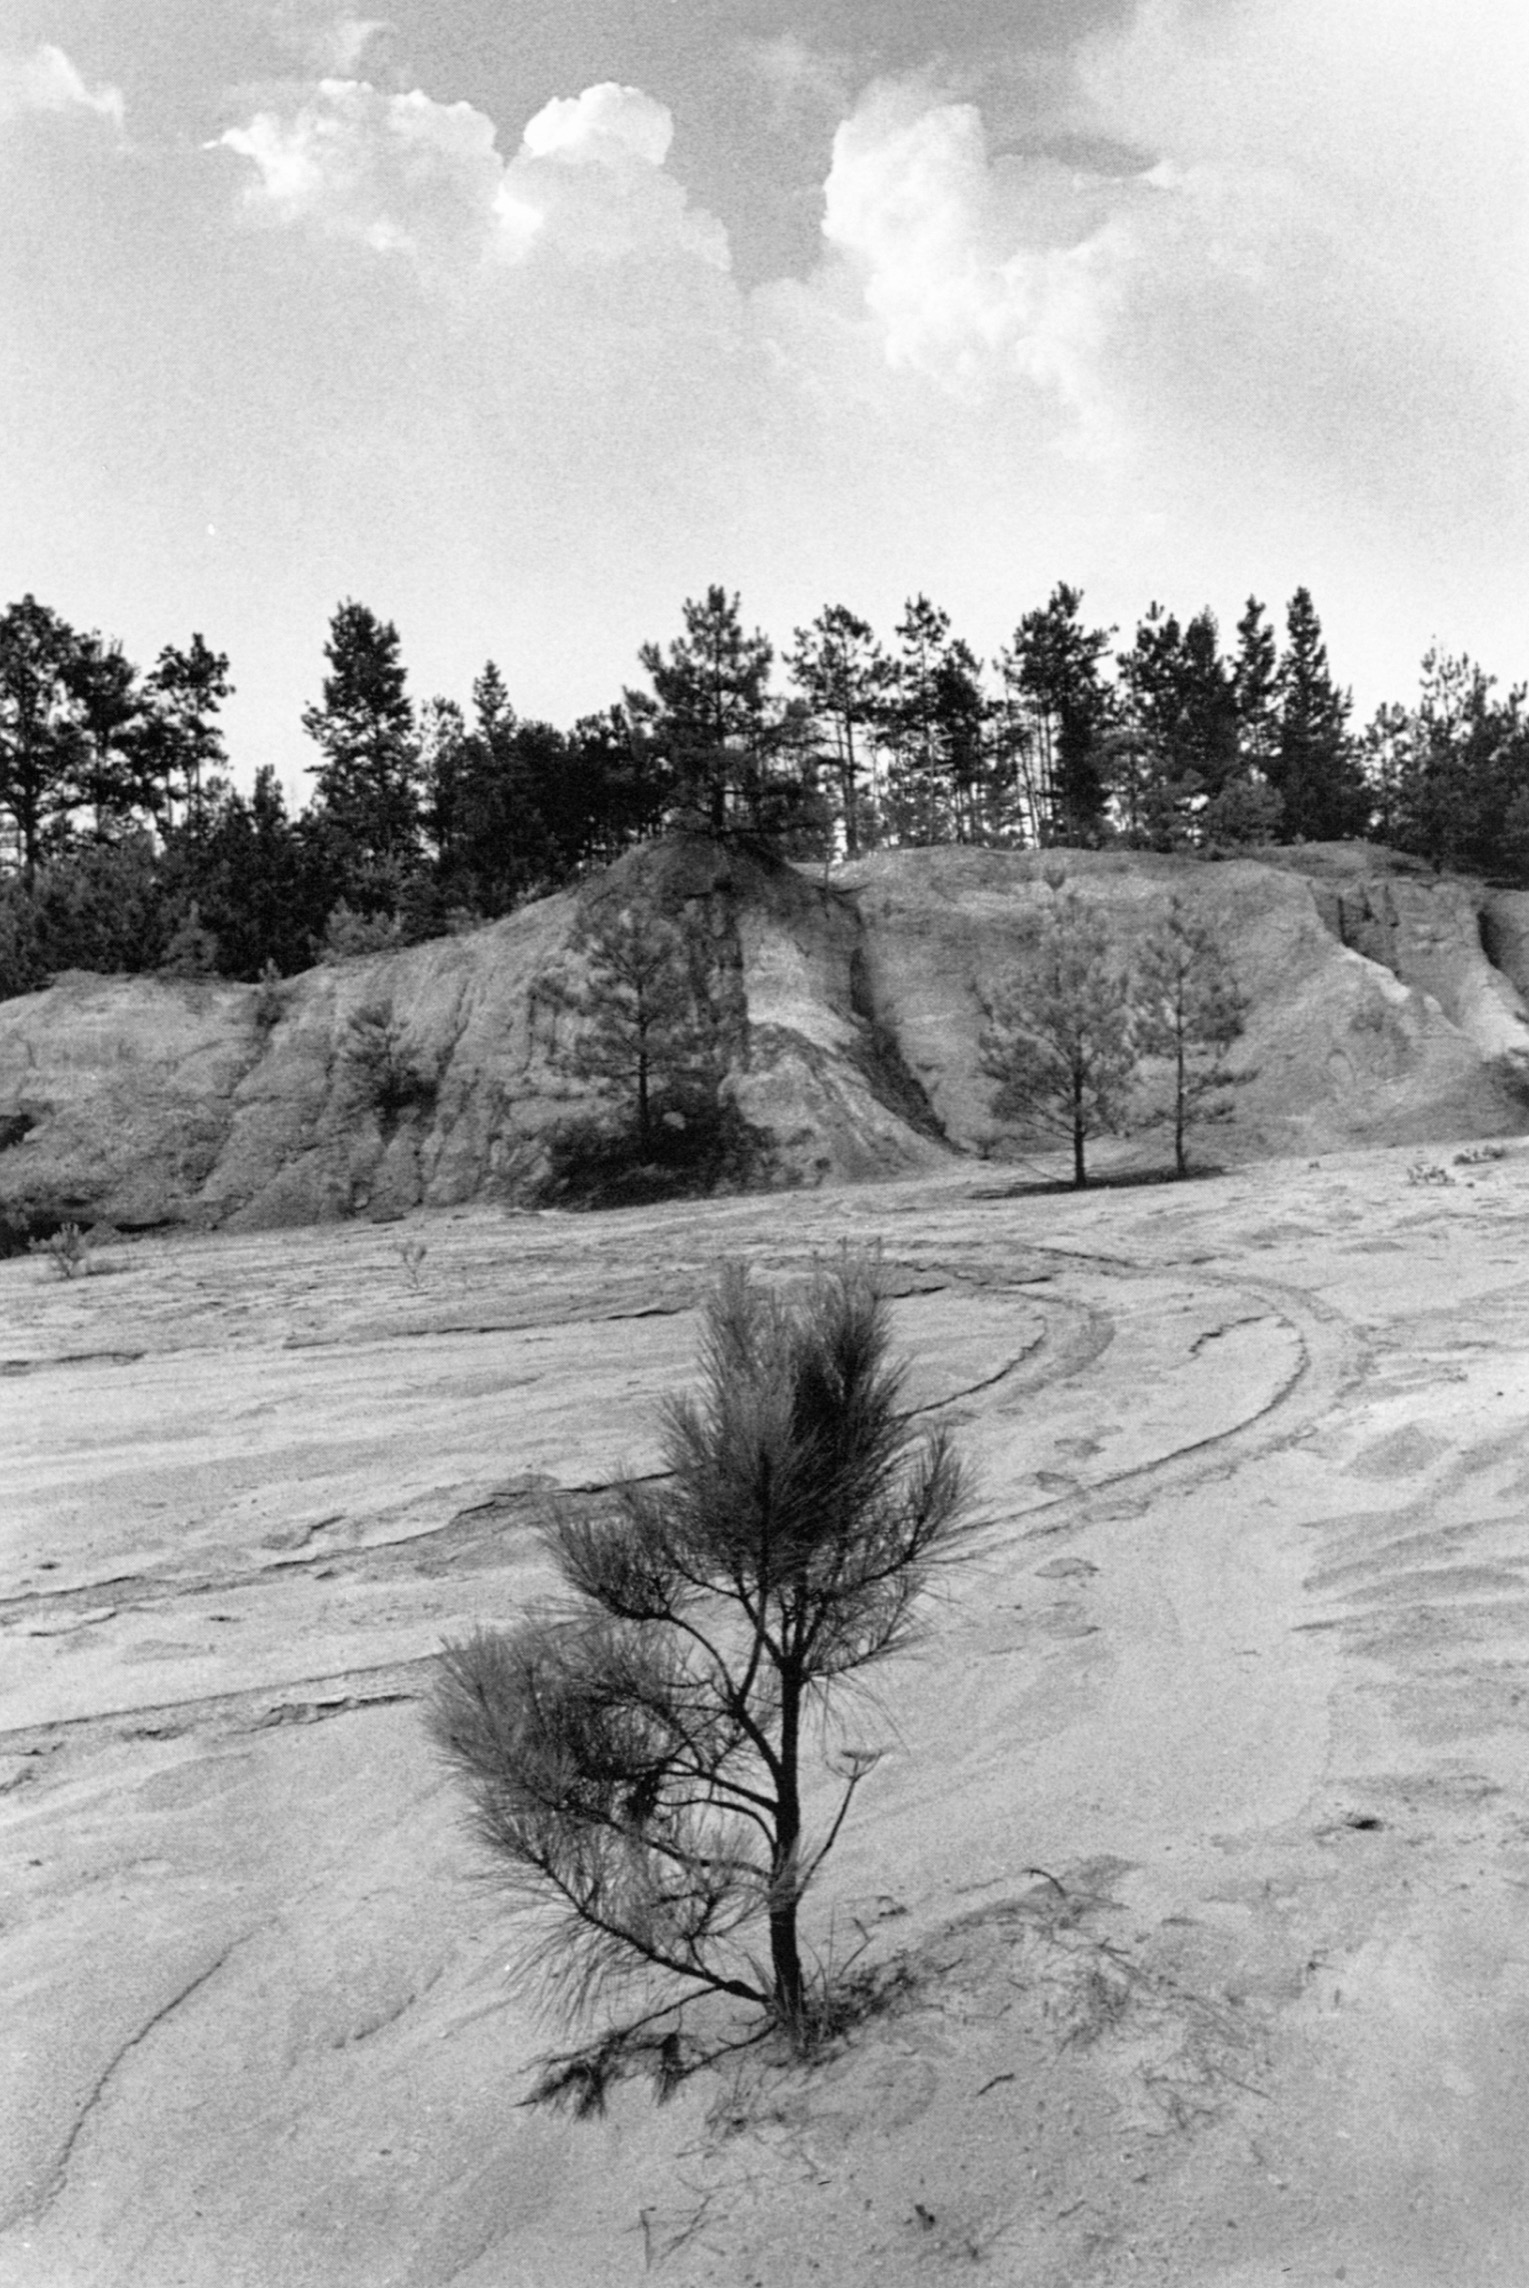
left=28, top=1221, right=91, bottom=1278
left=341, top=1003, right=439, bottom=1129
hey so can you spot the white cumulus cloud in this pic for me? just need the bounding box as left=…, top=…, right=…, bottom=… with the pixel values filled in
left=0, top=43, right=124, bottom=129
left=218, top=77, right=727, bottom=277
left=521, top=82, right=673, bottom=170
left=818, top=89, right=1137, bottom=412
left=219, top=79, right=509, bottom=262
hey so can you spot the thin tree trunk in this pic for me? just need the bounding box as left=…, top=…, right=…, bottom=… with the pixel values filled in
left=636, top=1041, right=652, bottom=1158
left=769, top=1678, right=806, bottom=2032
left=841, top=722, right=859, bottom=858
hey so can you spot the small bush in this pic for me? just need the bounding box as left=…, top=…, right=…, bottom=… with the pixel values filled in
left=342, top=1004, right=439, bottom=1128
left=251, top=959, right=287, bottom=1033
left=29, top=1221, right=92, bottom=1278
left=320, top=902, right=403, bottom=963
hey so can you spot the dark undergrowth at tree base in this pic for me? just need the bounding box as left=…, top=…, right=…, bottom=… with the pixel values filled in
left=0, top=1203, right=96, bottom=1259
left=538, top=1097, right=767, bottom=1210
left=970, top=1163, right=1228, bottom=1199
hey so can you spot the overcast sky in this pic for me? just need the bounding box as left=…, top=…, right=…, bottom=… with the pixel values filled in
left=2, top=0, right=1526, bottom=799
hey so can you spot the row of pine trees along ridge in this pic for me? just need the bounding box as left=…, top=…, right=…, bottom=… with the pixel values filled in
left=2, top=582, right=1528, bottom=994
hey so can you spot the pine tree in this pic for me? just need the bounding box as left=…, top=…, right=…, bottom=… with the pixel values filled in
left=542, top=899, right=722, bottom=1161
left=1270, top=589, right=1368, bottom=842
left=1399, top=650, right=1506, bottom=874
left=428, top=1255, right=975, bottom=2103
left=66, top=631, right=147, bottom=839
left=0, top=595, right=86, bottom=880
left=879, top=595, right=954, bottom=846
left=302, top=600, right=421, bottom=876
left=1000, top=586, right=1113, bottom=847
left=141, top=635, right=232, bottom=835
left=632, top=588, right=777, bottom=836
left=787, top=604, right=888, bottom=856
left=1231, top=597, right=1279, bottom=782
left=1133, top=895, right=1248, bottom=1177
left=979, top=877, right=1136, bottom=1187
left=1359, top=701, right=1410, bottom=848
left=934, top=637, right=990, bottom=845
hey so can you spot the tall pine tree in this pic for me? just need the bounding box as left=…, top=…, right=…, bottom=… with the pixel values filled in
left=787, top=604, right=888, bottom=856
left=1269, top=589, right=1368, bottom=841
left=999, top=586, right=1112, bottom=847
left=302, top=600, right=422, bottom=886
left=0, top=595, right=86, bottom=881
left=631, top=588, right=777, bottom=836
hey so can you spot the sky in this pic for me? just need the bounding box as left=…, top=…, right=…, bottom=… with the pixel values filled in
left=2, top=0, right=1527, bottom=802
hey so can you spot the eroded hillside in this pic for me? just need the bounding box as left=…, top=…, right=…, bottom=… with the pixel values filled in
left=1, top=838, right=1527, bottom=1240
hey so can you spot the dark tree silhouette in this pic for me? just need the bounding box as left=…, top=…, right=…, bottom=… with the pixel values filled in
left=787, top=603, right=888, bottom=855
left=302, top=599, right=422, bottom=877
left=140, top=634, right=232, bottom=835
left=1270, top=588, right=1368, bottom=841
left=1000, top=585, right=1113, bottom=847
left=0, top=594, right=85, bottom=881
left=631, top=587, right=777, bottom=835
left=429, top=1256, right=976, bottom=2104
left=65, top=630, right=145, bottom=839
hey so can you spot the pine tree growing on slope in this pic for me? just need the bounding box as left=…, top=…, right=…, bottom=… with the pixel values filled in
left=979, top=877, right=1137, bottom=1188
left=1133, top=894, right=1248, bottom=1178
left=541, top=898, right=723, bottom=1163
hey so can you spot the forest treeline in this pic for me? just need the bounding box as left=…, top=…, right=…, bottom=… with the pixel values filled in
left=1, top=580, right=1526, bottom=996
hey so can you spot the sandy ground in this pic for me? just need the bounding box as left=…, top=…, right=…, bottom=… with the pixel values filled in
left=4, top=1141, right=1529, bottom=2286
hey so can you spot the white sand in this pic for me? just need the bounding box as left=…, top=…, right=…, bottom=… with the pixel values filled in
left=5, top=1141, right=1529, bottom=2284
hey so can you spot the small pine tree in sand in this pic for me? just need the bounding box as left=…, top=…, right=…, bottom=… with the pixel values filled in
left=1134, top=894, right=1248, bottom=1177
left=979, top=877, right=1136, bottom=1188
left=428, top=1255, right=976, bottom=2110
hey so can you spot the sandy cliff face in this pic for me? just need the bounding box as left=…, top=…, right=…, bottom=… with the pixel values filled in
left=0, top=840, right=1525, bottom=1238
left=842, top=844, right=1529, bottom=1158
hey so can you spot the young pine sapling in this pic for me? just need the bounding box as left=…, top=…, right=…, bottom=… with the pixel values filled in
left=428, top=1254, right=976, bottom=2107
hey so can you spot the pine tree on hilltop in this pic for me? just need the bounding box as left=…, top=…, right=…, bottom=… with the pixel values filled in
left=302, top=599, right=422, bottom=877
left=0, top=594, right=86, bottom=882
left=630, top=587, right=777, bottom=836
left=1269, top=588, right=1369, bottom=842
left=999, top=584, right=1113, bottom=848
left=787, top=603, right=889, bottom=857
